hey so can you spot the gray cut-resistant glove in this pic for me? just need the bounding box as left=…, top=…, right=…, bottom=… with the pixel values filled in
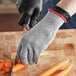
left=16, top=0, right=41, bottom=29
left=16, top=11, right=64, bottom=65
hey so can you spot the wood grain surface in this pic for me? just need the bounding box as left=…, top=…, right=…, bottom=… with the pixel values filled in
left=0, top=29, right=76, bottom=76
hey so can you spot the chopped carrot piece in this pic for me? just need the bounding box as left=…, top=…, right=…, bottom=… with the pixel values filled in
left=39, top=59, right=70, bottom=76
left=0, top=61, right=5, bottom=70
left=55, top=63, right=73, bottom=76
left=5, top=68, right=10, bottom=72
left=5, top=60, right=12, bottom=68
left=0, top=60, right=12, bottom=74
left=0, top=70, right=6, bottom=74
left=3, top=67, right=6, bottom=70
left=0, top=60, right=4, bottom=63
left=12, top=62, right=27, bottom=73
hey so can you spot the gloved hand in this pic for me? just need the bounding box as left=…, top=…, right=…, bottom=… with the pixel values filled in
left=16, top=0, right=41, bottom=29
left=16, top=10, right=65, bottom=65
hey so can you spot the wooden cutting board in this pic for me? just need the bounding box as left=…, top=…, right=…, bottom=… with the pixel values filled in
left=11, top=29, right=76, bottom=76
left=12, top=51, right=73, bottom=76
left=0, top=29, right=76, bottom=76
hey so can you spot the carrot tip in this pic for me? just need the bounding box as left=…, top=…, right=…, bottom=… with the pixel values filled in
left=12, top=62, right=27, bottom=73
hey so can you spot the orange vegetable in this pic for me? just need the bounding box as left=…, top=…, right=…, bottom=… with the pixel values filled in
left=5, top=60, right=12, bottom=68
left=0, top=60, right=5, bottom=70
left=39, top=59, right=70, bottom=76
left=3, top=67, right=10, bottom=72
left=12, top=62, right=27, bottom=73
left=0, top=70, right=6, bottom=74
left=5, top=68, right=10, bottom=72
left=55, top=63, right=73, bottom=76
left=0, top=60, right=12, bottom=74
left=0, top=60, right=4, bottom=63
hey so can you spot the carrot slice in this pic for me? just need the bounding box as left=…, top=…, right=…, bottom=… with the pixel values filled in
left=0, top=70, right=6, bottom=74
left=55, top=63, right=73, bottom=76
left=5, top=60, right=12, bottom=68
left=0, top=60, right=4, bottom=63
left=39, top=59, right=70, bottom=76
left=12, top=62, right=27, bottom=73
left=5, top=68, right=10, bottom=72
left=0, top=60, right=12, bottom=74
left=3, top=67, right=6, bottom=70
left=0, top=60, right=5, bottom=70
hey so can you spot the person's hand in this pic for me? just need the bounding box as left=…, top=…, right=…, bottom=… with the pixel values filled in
left=16, top=10, right=65, bottom=65
left=16, top=0, right=40, bottom=29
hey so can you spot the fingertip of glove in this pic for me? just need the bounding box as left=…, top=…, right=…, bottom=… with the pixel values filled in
left=35, top=62, right=38, bottom=64
left=34, top=60, right=38, bottom=64
left=18, top=18, right=24, bottom=26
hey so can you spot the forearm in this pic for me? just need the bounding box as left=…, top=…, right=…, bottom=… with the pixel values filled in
left=57, top=0, right=76, bottom=16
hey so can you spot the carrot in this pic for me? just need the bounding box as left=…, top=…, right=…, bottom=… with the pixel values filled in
left=55, top=63, right=73, bottom=76
left=12, top=62, right=27, bottom=73
left=39, top=59, right=70, bottom=76
left=5, top=60, right=12, bottom=68
left=0, top=70, right=6, bottom=74
left=0, top=60, right=4, bottom=63
left=0, top=60, right=5, bottom=70
left=0, top=60, right=12, bottom=74
left=5, top=68, right=10, bottom=72
left=2, top=65, right=11, bottom=73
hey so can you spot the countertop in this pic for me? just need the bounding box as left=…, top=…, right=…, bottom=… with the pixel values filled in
left=0, top=29, right=76, bottom=76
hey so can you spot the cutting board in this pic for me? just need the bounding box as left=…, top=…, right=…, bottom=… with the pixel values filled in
left=11, top=29, right=76, bottom=76
left=12, top=51, right=73, bottom=76
left=0, top=29, right=76, bottom=76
